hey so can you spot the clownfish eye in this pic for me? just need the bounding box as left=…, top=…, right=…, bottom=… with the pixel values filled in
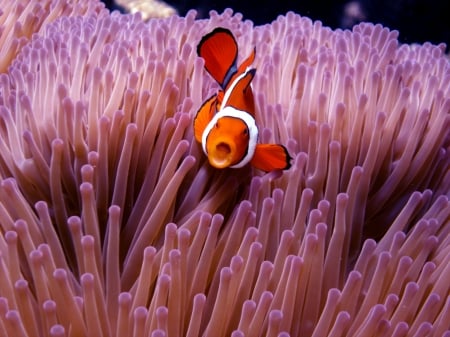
left=243, top=128, right=249, bottom=135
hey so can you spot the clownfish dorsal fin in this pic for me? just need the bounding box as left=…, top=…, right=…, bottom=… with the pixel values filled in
left=194, top=94, right=217, bottom=143
left=222, top=68, right=256, bottom=115
left=197, top=27, right=238, bottom=89
left=237, top=46, right=256, bottom=76
left=250, top=143, right=292, bottom=171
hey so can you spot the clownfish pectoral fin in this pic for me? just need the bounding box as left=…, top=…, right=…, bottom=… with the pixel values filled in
left=194, top=94, right=217, bottom=143
left=222, top=68, right=256, bottom=113
left=250, top=144, right=292, bottom=171
left=197, top=27, right=238, bottom=88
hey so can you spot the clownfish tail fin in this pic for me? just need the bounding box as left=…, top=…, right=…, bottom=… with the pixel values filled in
left=197, top=27, right=238, bottom=89
left=250, top=144, right=292, bottom=172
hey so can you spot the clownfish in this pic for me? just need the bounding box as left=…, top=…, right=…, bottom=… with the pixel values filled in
left=194, top=27, right=292, bottom=172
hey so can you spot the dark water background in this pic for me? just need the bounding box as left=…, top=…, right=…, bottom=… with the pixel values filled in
left=103, top=0, right=449, bottom=52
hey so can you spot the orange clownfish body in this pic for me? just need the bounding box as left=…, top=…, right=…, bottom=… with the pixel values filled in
left=194, top=27, right=292, bottom=172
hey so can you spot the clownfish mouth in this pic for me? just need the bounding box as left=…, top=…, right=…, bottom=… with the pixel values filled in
left=209, top=141, right=234, bottom=168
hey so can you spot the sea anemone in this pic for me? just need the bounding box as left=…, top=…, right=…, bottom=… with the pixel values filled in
left=0, top=0, right=105, bottom=73
left=0, top=1, right=449, bottom=336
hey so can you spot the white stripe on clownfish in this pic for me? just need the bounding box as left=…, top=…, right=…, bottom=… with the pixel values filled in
left=201, top=105, right=258, bottom=168
left=221, top=67, right=254, bottom=112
